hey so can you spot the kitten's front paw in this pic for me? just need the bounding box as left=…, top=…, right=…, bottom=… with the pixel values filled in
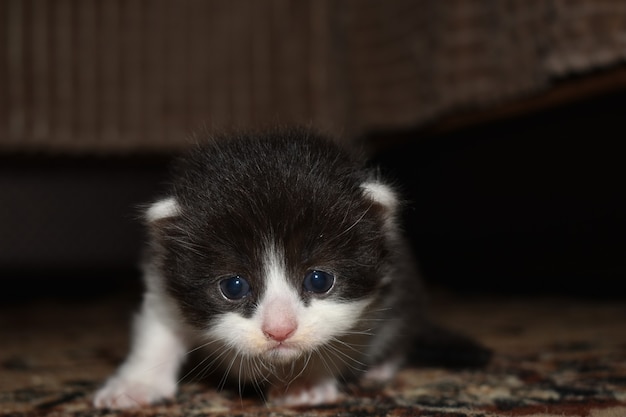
left=362, top=359, right=399, bottom=386
left=270, top=379, right=340, bottom=406
left=93, top=376, right=176, bottom=409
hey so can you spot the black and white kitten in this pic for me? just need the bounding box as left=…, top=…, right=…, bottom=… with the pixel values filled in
left=94, top=128, right=429, bottom=409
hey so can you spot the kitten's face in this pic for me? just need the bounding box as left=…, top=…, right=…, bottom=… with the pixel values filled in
left=147, top=133, right=399, bottom=366
left=149, top=181, right=396, bottom=365
left=207, top=244, right=374, bottom=363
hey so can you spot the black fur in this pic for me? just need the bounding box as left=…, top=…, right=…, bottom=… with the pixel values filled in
left=153, top=128, right=397, bottom=327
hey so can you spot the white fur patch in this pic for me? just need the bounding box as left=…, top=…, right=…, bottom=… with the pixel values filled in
left=360, top=181, right=398, bottom=212
left=270, top=377, right=340, bottom=406
left=361, top=181, right=400, bottom=237
left=93, top=290, right=187, bottom=408
left=146, top=197, right=180, bottom=222
left=261, top=244, right=299, bottom=304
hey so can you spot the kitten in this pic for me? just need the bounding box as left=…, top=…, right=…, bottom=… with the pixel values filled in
left=94, top=128, right=429, bottom=408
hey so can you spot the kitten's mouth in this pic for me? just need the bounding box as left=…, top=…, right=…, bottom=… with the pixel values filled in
left=264, top=342, right=301, bottom=362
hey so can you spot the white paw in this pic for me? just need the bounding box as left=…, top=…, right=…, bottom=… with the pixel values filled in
left=362, top=360, right=399, bottom=385
left=93, top=376, right=176, bottom=409
left=270, top=379, right=340, bottom=406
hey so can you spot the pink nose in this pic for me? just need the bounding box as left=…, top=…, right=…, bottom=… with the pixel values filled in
left=262, top=322, right=297, bottom=342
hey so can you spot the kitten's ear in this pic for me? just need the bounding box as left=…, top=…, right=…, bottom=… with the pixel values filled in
left=360, top=181, right=400, bottom=231
left=361, top=181, right=399, bottom=215
left=145, top=197, right=181, bottom=225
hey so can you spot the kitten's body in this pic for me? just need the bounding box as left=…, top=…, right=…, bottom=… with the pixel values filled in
left=94, top=129, right=428, bottom=409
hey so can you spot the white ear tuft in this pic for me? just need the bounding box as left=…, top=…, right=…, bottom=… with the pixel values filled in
left=146, top=197, right=181, bottom=222
left=360, top=181, right=398, bottom=213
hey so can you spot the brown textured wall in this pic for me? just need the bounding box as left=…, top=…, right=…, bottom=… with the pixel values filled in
left=2, top=0, right=626, bottom=154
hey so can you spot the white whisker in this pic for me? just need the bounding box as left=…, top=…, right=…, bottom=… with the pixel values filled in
left=327, top=342, right=367, bottom=368
left=324, top=345, right=367, bottom=376
left=217, top=350, right=239, bottom=392
left=323, top=203, right=373, bottom=245
left=191, top=344, right=238, bottom=387
left=175, top=339, right=225, bottom=385
left=330, top=336, right=368, bottom=354
left=286, top=351, right=313, bottom=387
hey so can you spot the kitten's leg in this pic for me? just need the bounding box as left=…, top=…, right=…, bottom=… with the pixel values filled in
left=361, top=357, right=401, bottom=387
left=94, top=293, right=187, bottom=409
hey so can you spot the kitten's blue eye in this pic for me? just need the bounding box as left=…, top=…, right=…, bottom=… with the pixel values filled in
left=303, top=270, right=334, bottom=294
left=219, top=276, right=251, bottom=300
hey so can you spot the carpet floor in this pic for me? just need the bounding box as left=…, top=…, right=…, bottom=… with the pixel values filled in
left=1, top=288, right=625, bottom=417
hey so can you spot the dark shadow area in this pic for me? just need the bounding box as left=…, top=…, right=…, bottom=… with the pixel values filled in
left=371, top=89, right=626, bottom=298
left=0, top=155, right=172, bottom=303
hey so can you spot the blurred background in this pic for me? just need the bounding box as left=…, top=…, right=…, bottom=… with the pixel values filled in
left=1, top=0, right=625, bottom=300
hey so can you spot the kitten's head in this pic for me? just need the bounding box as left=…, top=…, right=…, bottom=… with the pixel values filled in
left=148, top=130, right=400, bottom=364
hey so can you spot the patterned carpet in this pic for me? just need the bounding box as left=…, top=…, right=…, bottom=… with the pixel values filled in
left=2, top=289, right=625, bottom=417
